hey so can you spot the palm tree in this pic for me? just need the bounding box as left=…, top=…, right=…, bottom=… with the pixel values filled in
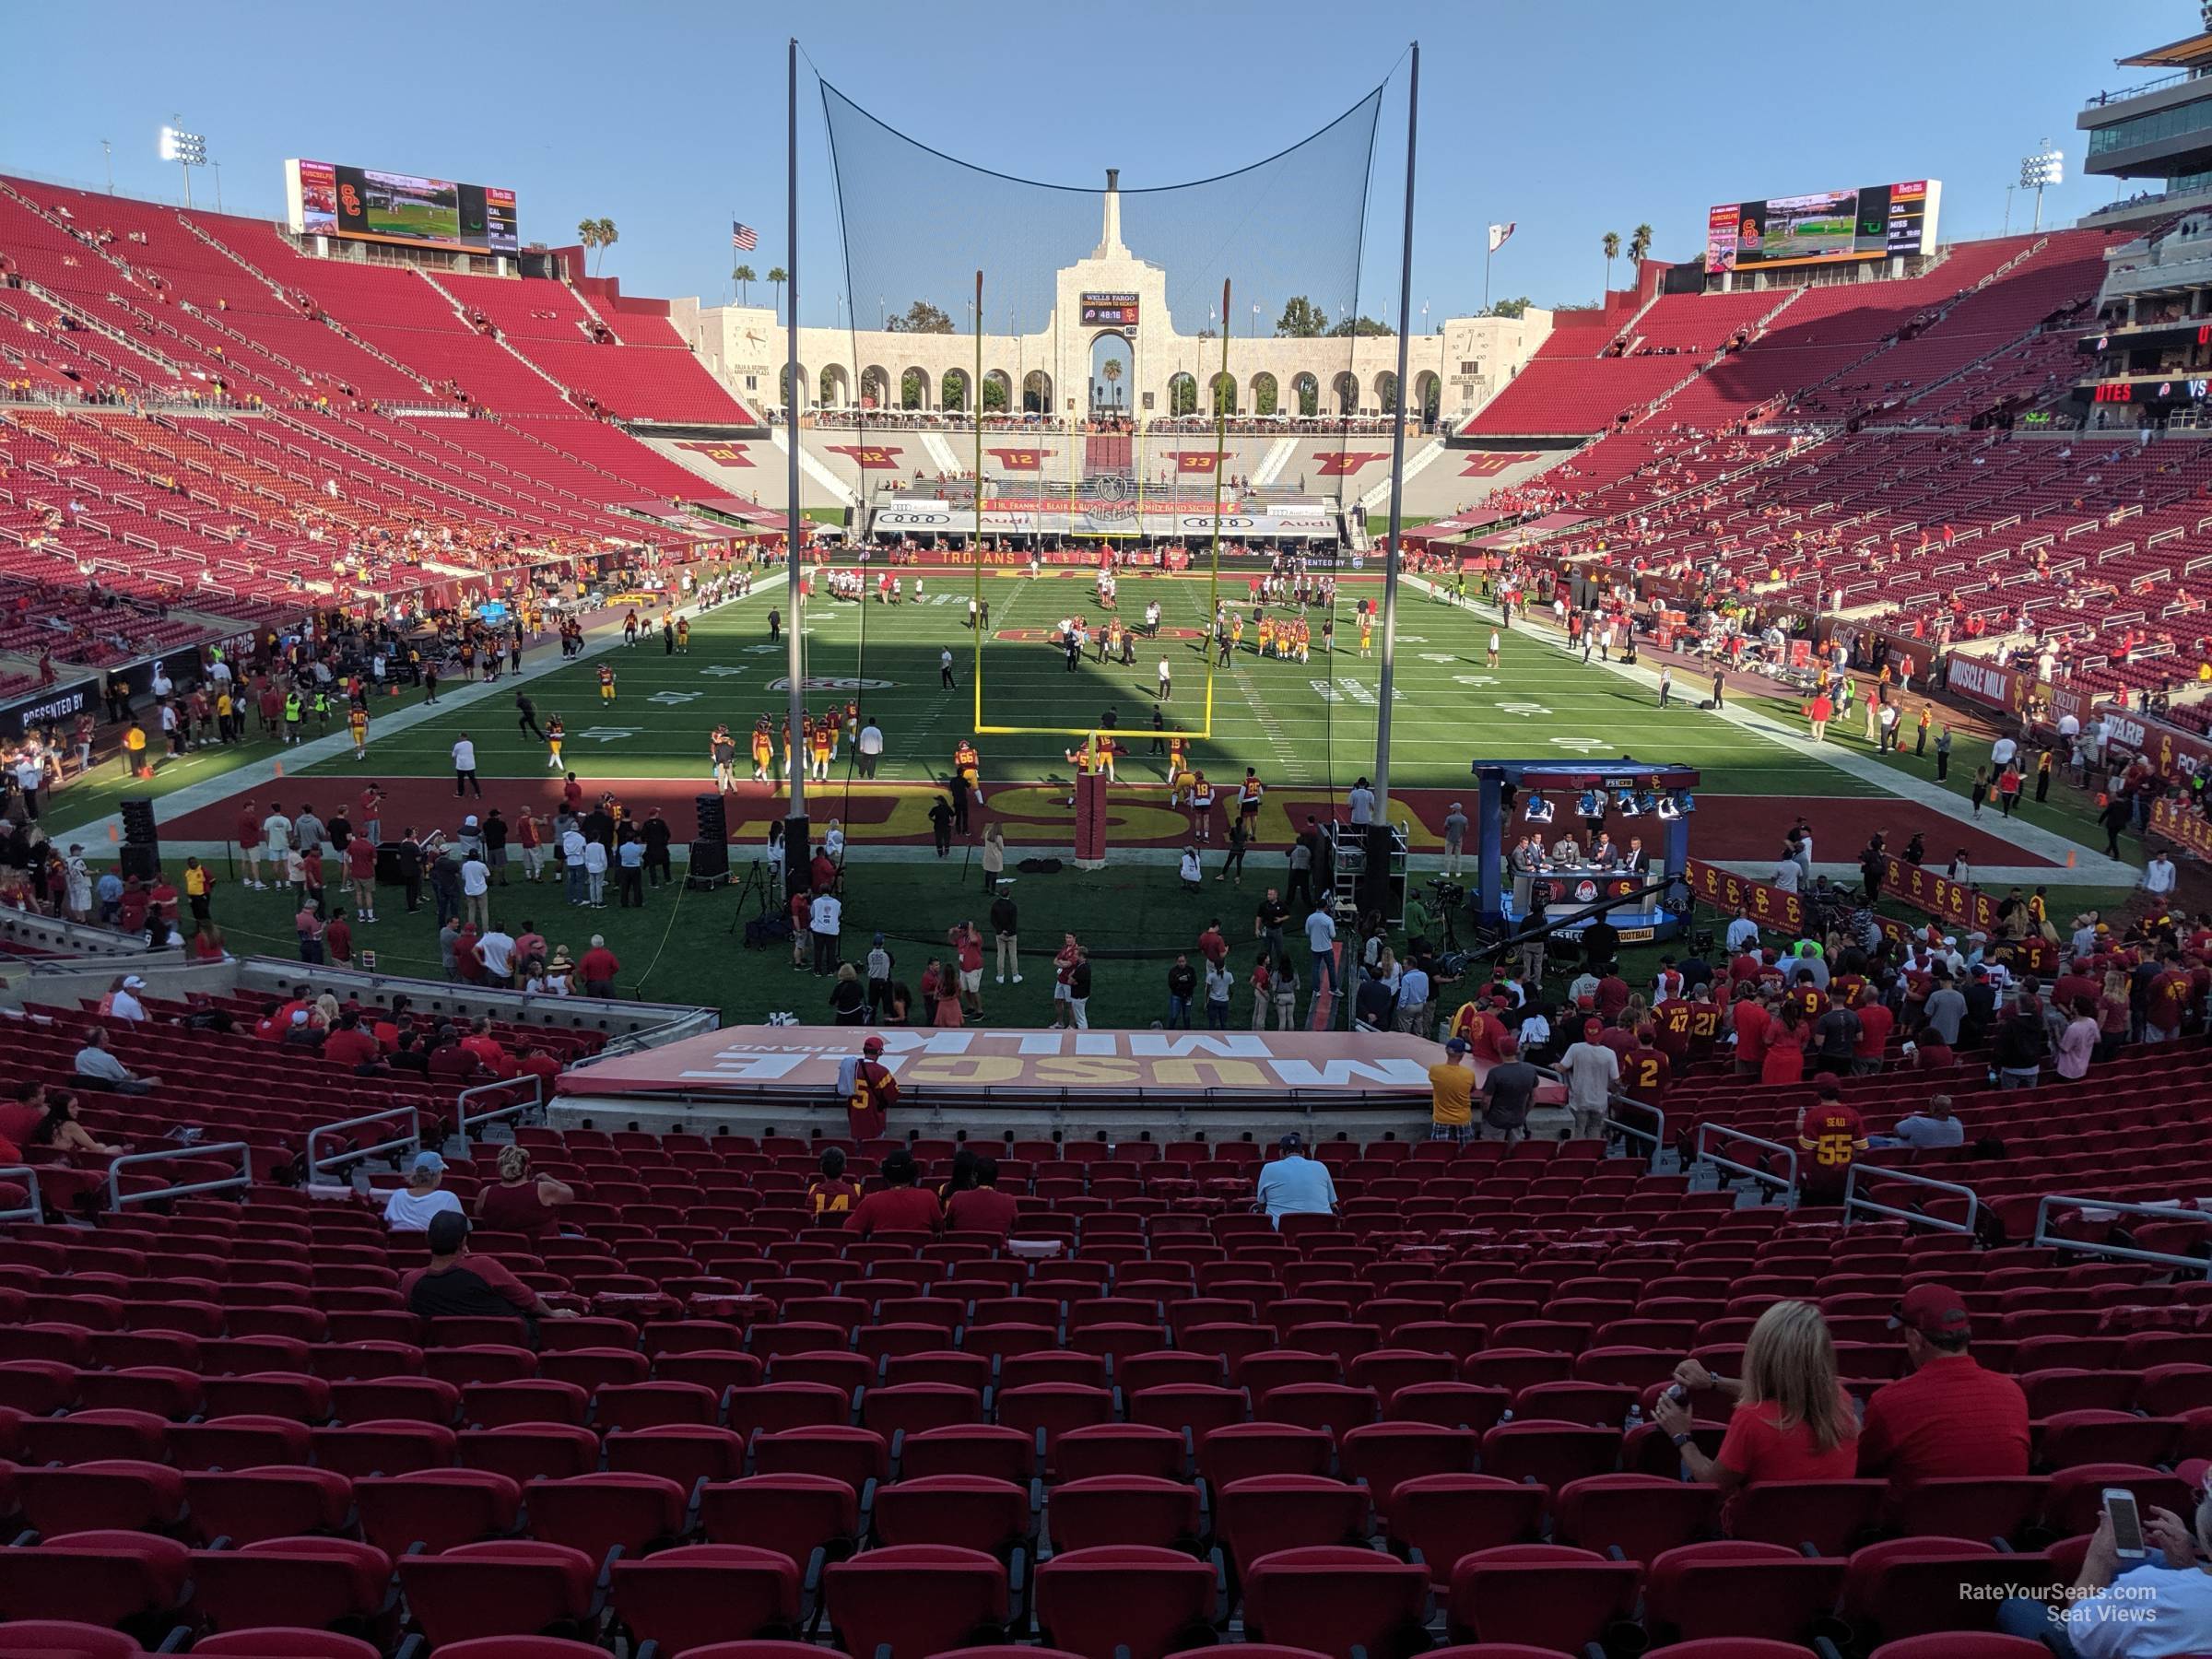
left=732, top=263, right=757, bottom=305
left=580, top=218, right=618, bottom=276
left=767, top=266, right=788, bottom=322
left=1628, top=223, right=1653, bottom=286
left=1603, top=231, right=1621, bottom=298
left=1101, top=356, right=1123, bottom=408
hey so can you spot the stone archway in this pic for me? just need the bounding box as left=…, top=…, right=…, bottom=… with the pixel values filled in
left=1333, top=371, right=1360, bottom=416
left=1167, top=373, right=1198, bottom=418
left=779, top=364, right=810, bottom=411
left=1022, top=370, right=1053, bottom=414
left=900, top=366, right=932, bottom=411
left=1088, top=333, right=1134, bottom=415
left=860, top=364, right=890, bottom=409
left=1208, top=371, right=1238, bottom=417
left=1375, top=371, right=1399, bottom=414
left=982, top=369, right=1013, bottom=413
left=1413, top=371, right=1440, bottom=422
left=940, top=367, right=972, bottom=413
left=1250, top=372, right=1278, bottom=417
left=819, top=364, right=852, bottom=407
left=1291, top=372, right=1320, bottom=418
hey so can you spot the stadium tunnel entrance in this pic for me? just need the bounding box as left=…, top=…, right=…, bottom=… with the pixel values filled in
left=1088, top=331, right=1133, bottom=416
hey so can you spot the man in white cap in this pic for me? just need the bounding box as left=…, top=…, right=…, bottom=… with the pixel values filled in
left=382, top=1151, right=463, bottom=1232
left=106, top=975, right=148, bottom=1022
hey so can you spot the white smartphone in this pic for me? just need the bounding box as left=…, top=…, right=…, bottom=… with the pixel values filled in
left=2104, top=1488, right=2147, bottom=1559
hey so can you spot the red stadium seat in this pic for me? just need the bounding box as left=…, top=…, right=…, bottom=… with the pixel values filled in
left=822, top=1544, right=1010, bottom=1658
left=1241, top=1544, right=1432, bottom=1659
left=1032, top=1544, right=1218, bottom=1659
left=609, top=1545, right=805, bottom=1653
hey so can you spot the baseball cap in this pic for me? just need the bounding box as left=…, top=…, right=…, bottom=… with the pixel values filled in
left=862, top=1035, right=885, bottom=1055
left=123, top=975, right=147, bottom=990
left=1445, top=1038, right=1471, bottom=1054
left=1889, top=1283, right=1971, bottom=1340
left=1278, top=1132, right=1303, bottom=1151
left=410, top=1151, right=446, bottom=1178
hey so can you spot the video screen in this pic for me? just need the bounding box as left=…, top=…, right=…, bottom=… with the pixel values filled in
left=1708, top=181, right=1937, bottom=272
left=1081, top=291, right=1140, bottom=328
left=289, top=159, right=518, bottom=256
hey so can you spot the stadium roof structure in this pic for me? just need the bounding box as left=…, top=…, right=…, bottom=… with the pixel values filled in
left=2118, top=29, right=2212, bottom=69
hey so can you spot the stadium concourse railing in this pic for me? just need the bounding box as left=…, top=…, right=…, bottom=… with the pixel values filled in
left=0, top=1168, right=44, bottom=1225
left=2033, top=1194, right=2212, bottom=1278
left=457, top=1076, right=546, bottom=1154
left=1692, top=1123, right=1799, bottom=1200
left=307, top=1104, right=425, bottom=1184
left=1843, top=1162, right=1982, bottom=1237
left=106, top=1142, right=253, bottom=1212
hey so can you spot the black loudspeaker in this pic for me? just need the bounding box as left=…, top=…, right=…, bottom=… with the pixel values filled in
left=694, top=794, right=727, bottom=843
left=688, top=840, right=729, bottom=883
left=119, top=798, right=159, bottom=880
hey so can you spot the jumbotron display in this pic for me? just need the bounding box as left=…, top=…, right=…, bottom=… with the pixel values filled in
left=286, top=159, right=519, bottom=255
left=1706, top=180, right=1940, bottom=272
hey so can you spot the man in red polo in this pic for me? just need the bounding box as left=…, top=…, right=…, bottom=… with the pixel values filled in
left=1857, top=1283, right=2030, bottom=1492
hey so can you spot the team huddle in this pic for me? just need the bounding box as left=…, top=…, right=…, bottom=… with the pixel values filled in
left=710, top=704, right=865, bottom=789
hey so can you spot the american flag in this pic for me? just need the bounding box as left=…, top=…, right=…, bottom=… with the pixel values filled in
left=731, top=221, right=758, bottom=252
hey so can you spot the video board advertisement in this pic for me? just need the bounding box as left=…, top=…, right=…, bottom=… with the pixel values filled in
left=1080, top=291, right=1140, bottom=329
left=1706, top=181, right=1938, bottom=272
left=288, top=159, right=518, bottom=256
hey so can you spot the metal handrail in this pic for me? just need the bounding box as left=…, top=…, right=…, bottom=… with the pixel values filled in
left=1693, top=1123, right=1798, bottom=1196
left=2032, top=1193, right=2212, bottom=1277
left=1844, top=1162, right=1982, bottom=1237
left=307, top=1105, right=422, bottom=1182
left=456, top=1076, right=545, bottom=1152
left=0, top=1167, right=44, bottom=1223
left=107, top=1142, right=252, bottom=1210
left=1606, top=1097, right=1668, bottom=1171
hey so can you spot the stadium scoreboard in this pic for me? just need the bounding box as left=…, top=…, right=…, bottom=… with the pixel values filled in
left=1080, top=291, right=1140, bottom=329
left=1706, top=180, right=1939, bottom=273
left=287, top=159, right=519, bottom=256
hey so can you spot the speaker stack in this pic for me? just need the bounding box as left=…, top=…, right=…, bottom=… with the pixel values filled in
left=118, top=798, right=161, bottom=882
left=688, top=792, right=729, bottom=887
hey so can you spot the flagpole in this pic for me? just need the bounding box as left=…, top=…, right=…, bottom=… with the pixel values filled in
left=1484, top=241, right=1491, bottom=313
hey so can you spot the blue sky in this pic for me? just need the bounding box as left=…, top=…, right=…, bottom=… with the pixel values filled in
left=0, top=0, right=2171, bottom=326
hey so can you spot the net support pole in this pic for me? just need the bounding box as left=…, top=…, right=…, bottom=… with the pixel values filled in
left=1207, top=276, right=1230, bottom=743
left=782, top=35, right=810, bottom=887
left=971, top=270, right=984, bottom=734
left=1371, top=41, right=1418, bottom=817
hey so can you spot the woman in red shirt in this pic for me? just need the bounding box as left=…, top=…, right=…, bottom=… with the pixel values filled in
left=1653, top=1300, right=1859, bottom=1535
left=474, top=1145, right=575, bottom=1240
left=1759, top=1000, right=1808, bottom=1087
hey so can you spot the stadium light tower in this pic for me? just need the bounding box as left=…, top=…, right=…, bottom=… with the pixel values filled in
left=158, top=121, right=206, bottom=208
left=2020, top=143, right=2064, bottom=233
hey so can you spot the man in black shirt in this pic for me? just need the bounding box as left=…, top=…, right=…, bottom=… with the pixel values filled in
left=403, top=1213, right=572, bottom=1343
left=1354, top=965, right=1397, bottom=1031
left=484, top=808, right=510, bottom=886
left=1581, top=912, right=1620, bottom=971
left=1165, top=954, right=1198, bottom=1029
left=991, top=891, right=1019, bottom=985
left=515, top=690, right=545, bottom=740
left=642, top=810, right=674, bottom=887
left=1254, top=888, right=1289, bottom=964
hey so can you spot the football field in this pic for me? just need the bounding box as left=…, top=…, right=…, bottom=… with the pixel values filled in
left=85, top=573, right=2142, bottom=1024
left=280, top=572, right=1896, bottom=808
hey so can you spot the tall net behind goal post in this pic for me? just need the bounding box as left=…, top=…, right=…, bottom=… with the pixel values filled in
left=818, top=81, right=1385, bottom=748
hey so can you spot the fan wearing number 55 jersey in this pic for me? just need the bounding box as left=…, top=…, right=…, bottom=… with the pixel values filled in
left=1797, top=1078, right=1869, bottom=1206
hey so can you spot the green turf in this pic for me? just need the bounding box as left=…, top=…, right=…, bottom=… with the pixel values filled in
left=282, top=578, right=1891, bottom=800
